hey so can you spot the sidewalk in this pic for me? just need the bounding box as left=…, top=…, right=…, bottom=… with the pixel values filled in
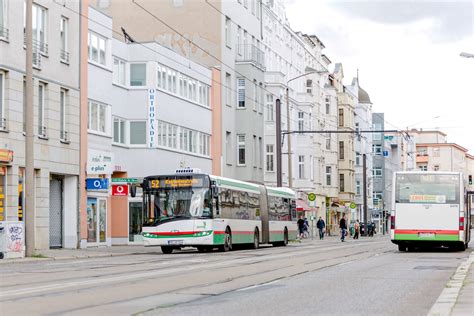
left=451, top=257, right=474, bottom=316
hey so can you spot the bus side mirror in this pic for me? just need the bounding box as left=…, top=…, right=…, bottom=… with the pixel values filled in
left=211, top=186, right=219, bottom=198
left=130, top=184, right=137, bottom=198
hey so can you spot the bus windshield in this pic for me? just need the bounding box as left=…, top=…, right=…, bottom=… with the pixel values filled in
left=395, top=173, right=460, bottom=204
left=143, top=175, right=212, bottom=225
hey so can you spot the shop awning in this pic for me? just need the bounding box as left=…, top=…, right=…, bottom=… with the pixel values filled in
left=296, top=199, right=318, bottom=212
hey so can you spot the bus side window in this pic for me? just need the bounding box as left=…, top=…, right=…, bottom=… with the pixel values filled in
left=213, top=191, right=219, bottom=218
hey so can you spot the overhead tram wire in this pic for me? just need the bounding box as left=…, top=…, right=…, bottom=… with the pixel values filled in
left=203, top=0, right=406, bottom=136
left=51, top=0, right=314, bottom=129
left=131, top=0, right=329, bottom=127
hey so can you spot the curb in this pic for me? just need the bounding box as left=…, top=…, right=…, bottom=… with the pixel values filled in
left=428, top=251, right=474, bottom=316
left=0, top=252, right=146, bottom=265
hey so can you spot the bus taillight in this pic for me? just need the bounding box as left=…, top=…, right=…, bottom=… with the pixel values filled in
left=459, top=217, right=464, bottom=231
left=391, top=215, right=395, bottom=229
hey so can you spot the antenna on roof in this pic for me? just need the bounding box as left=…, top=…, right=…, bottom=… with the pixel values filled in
left=121, top=27, right=136, bottom=43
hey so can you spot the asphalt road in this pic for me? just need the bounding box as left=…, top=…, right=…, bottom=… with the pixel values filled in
left=0, top=236, right=471, bottom=316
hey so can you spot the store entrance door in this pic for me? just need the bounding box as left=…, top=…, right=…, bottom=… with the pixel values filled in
left=87, top=197, right=107, bottom=246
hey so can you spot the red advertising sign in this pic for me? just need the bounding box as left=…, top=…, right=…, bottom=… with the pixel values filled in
left=112, top=184, right=129, bottom=196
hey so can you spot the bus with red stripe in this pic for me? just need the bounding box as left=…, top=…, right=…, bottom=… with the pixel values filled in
left=391, top=171, right=471, bottom=251
left=141, top=169, right=298, bottom=254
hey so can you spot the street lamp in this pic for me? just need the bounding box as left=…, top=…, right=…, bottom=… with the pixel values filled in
left=285, top=66, right=328, bottom=188
left=460, top=52, right=474, bottom=58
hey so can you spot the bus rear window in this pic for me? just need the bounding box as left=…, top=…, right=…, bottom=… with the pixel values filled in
left=395, top=174, right=460, bottom=204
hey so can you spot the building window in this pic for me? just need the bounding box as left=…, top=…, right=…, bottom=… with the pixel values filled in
left=434, top=165, right=440, bottom=171
left=0, top=72, right=4, bottom=129
left=168, top=125, right=178, bottom=149
left=326, top=166, right=332, bottom=186
left=259, top=137, right=263, bottom=168
left=198, top=133, right=210, bottom=156
left=298, top=155, right=305, bottom=179
left=356, top=180, right=361, bottom=195
left=226, top=131, right=232, bottom=165
left=113, top=117, right=126, bottom=144
left=0, top=0, right=7, bottom=40
left=238, top=134, right=245, bottom=165
left=356, top=152, right=361, bottom=166
left=259, top=83, right=264, bottom=113
left=130, top=63, right=146, bottom=86
left=38, top=82, right=46, bottom=137
left=433, top=147, right=440, bottom=157
left=253, top=135, right=257, bottom=167
left=237, top=25, right=242, bottom=55
left=60, top=16, right=68, bottom=62
left=373, top=167, right=383, bottom=178
left=306, top=79, right=312, bottom=94
left=22, top=80, right=26, bottom=132
left=60, top=89, right=67, bottom=140
left=225, top=73, right=231, bottom=106
left=373, top=144, right=382, bottom=155
left=338, top=108, right=344, bottom=127
left=130, top=121, right=146, bottom=145
left=266, top=144, right=274, bottom=172
left=373, top=191, right=383, bottom=206
left=237, top=78, right=245, bottom=108
left=326, top=138, right=331, bottom=150
left=266, top=94, right=274, bottom=121
left=225, top=16, right=231, bottom=47
left=298, top=112, right=304, bottom=131
left=325, top=97, right=330, bottom=114
left=339, top=141, right=344, bottom=160
left=88, top=100, right=108, bottom=134
left=113, top=57, right=126, bottom=86
left=256, top=0, right=261, bottom=19
left=339, top=173, right=345, bottom=192
left=88, top=31, right=106, bottom=65
left=29, top=4, right=47, bottom=54
left=251, top=0, right=255, bottom=15
left=419, top=165, right=428, bottom=172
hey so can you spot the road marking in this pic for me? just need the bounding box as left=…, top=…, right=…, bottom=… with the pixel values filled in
left=0, top=241, right=387, bottom=300
left=428, top=251, right=474, bottom=316
left=236, top=280, right=281, bottom=292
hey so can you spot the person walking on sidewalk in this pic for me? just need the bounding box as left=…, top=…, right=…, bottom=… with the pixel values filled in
left=316, top=217, right=326, bottom=240
left=354, top=220, right=360, bottom=240
left=297, top=216, right=306, bottom=239
left=340, top=215, right=347, bottom=242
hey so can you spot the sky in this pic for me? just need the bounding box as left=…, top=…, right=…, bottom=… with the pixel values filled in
left=284, top=0, right=474, bottom=152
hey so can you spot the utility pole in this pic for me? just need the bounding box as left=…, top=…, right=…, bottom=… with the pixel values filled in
left=363, top=153, right=368, bottom=236
left=275, top=99, right=282, bottom=187
left=286, top=87, right=292, bottom=188
left=25, top=0, right=36, bottom=256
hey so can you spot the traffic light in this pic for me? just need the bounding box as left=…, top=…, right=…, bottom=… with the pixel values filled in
left=469, top=175, right=472, bottom=186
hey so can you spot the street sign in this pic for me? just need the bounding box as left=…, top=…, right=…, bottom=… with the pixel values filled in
left=383, top=150, right=389, bottom=157
left=308, top=193, right=316, bottom=202
left=350, top=202, right=357, bottom=209
left=111, top=178, right=139, bottom=184
left=86, top=178, right=109, bottom=191
left=112, top=184, right=129, bottom=196
left=310, top=215, right=316, bottom=221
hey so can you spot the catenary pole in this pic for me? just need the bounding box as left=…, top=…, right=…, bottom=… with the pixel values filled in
left=25, top=0, right=36, bottom=256
left=276, top=99, right=282, bottom=187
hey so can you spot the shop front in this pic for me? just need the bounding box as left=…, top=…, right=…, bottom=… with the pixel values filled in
left=0, top=149, right=13, bottom=222
left=86, top=178, right=110, bottom=246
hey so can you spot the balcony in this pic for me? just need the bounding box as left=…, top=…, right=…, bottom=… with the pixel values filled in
left=235, top=44, right=265, bottom=70
left=38, top=125, right=47, bottom=138
left=416, top=154, right=429, bottom=163
left=0, top=26, right=9, bottom=41
left=24, top=35, right=49, bottom=56
left=0, top=118, right=6, bottom=130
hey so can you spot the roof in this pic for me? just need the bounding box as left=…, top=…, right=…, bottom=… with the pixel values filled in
left=358, top=86, right=372, bottom=103
left=416, top=143, right=468, bottom=153
left=409, top=129, right=448, bottom=137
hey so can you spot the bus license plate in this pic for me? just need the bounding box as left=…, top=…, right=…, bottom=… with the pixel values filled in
left=419, top=233, right=435, bottom=238
left=168, top=240, right=184, bottom=245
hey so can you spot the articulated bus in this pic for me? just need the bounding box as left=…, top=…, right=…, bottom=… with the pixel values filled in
left=141, top=169, right=298, bottom=254
left=391, top=171, right=471, bottom=252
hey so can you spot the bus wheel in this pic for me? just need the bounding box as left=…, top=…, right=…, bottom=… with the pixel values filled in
left=219, top=229, right=232, bottom=252
left=251, top=229, right=259, bottom=249
left=398, top=244, right=406, bottom=252
left=197, top=246, right=207, bottom=253
left=161, top=246, right=173, bottom=254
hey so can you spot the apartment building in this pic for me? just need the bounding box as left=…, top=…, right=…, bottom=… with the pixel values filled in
left=91, top=0, right=266, bottom=182
left=372, top=113, right=385, bottom=218
left=83, top=7, right=213, bottom=247
left=0, top=0, right=81, bottom=249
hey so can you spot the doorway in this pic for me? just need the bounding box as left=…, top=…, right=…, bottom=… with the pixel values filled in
left=49, top=177, right=63, bottom=248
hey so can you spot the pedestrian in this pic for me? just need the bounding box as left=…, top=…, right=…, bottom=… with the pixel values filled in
left=316, top=216, right=326, bottom=240
left=303, top=217, right=309, bottom=238
left=297, top=216, right=305, bottom=239
left=354, top=220, right=360, bottom=240
left=339, top=215, right=347, bottom=242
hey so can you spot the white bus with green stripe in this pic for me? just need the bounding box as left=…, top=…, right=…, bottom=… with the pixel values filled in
left=391, top=171, right=471, bottom=252
left=141, top=169, right=298, bottom=254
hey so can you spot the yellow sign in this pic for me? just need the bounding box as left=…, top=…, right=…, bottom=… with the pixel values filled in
left=164, top=179, right=198, bottom=187
left=0, top=149, right=13, bottom=163
left=150, top=180, right=160, bottom=189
